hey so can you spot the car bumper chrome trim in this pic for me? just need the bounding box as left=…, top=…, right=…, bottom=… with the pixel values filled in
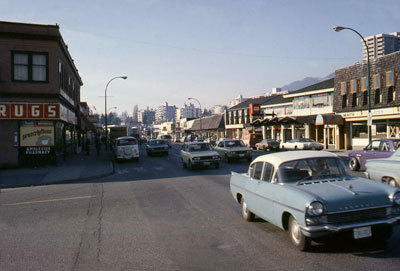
left=300, top=216, right=400, bottom=232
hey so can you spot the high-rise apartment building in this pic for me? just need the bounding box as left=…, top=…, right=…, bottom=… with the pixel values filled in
left=155, top=102, right=176, bottom=123
left=363, top=32, right=400, bottom=61
left=176, top=103, right=201, bottom=120
left=137, top=108, right=155, bottom=124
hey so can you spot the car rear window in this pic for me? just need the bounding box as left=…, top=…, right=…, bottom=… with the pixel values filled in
left=149, top=140, right=166, bottom=145
left=117, top=138, right=137, bottom=146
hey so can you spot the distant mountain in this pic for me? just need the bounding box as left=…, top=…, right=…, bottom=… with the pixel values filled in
left=281, top=73, right=334, bottom=92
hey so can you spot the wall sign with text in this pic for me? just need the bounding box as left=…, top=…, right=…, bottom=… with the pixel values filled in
left=0, top=103, right=60, bottom=119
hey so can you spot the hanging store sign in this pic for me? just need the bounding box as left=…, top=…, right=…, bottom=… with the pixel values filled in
left=249, top=104, right=261, bottom=115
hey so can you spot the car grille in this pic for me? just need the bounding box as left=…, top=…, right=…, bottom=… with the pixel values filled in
left=327, top=207, right=387, bottom=224
left=154, top=147, right=165, bottom=150
left=235, top=151, right=247, bottom=154
left=199, top=156, right=213, bottom=160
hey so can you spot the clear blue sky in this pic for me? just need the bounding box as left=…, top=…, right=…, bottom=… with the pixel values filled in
left=2, top=0, right=399, bottom=115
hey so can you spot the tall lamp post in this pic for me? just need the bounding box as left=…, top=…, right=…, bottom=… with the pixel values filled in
left=188, top=97, right=202, bottom=139
left=333, top=26, right=372, bottom=144
left=105, top=76, right=127, bottom=150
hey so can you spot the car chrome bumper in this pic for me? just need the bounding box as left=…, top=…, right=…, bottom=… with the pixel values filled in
left=192, top=159, right=220, bottom=165
left=300, top=216, right=400, bottom=232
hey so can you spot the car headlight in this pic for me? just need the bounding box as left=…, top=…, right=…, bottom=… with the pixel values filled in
left=212, top=155, right=220, bottom=159
left=247, top=150, right=252, bottom=154
left=390, top=191, right=400, bottom=205
left=192, top=157, right=201, bottom=161
left=306, top=201, right=325, bottom=216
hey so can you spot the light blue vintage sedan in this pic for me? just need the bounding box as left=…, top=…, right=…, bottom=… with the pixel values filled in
left=230, top=151, right=400, bottom=251
left=365, top=147, right=400, bottom=187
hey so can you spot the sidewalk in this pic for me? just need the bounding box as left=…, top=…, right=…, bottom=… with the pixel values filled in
left=0, top=146, right=115, bottom=189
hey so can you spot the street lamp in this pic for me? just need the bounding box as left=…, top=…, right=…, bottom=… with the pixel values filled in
left=333, top=26, right=372, bottom=144
left=188, top=97, right=202, bottom=139
left=105, top=76, right=127, bottom=150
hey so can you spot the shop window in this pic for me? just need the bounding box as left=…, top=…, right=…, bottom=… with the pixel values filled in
left=342, top=94, right=347, bottom=108
left=387, top=87, right=394, bottom=103
left=352, top=123, right=368, bottom=139
left=12, top=52, right=48, bottom=82
left=374, top=89, right=381, bottom=105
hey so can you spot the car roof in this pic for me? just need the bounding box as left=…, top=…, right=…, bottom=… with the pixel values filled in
left=251, top=151, right=338, bottom=167
left=116, top=136, right=136, bottom=140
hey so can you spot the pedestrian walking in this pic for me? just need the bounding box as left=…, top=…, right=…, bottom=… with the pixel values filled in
left=95, top=136, right=101, bottom=156
left=85, top=138, right=90, bottom=155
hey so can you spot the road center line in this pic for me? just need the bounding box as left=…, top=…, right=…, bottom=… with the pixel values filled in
left=2, top=195, right=95, bottom=206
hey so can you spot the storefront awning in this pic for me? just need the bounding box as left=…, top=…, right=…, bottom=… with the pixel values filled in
left=80, top=112, right=96, bottom=131
left=251, top=116, right=298, bottom=126
left=296, top=115, right=317, bottom=124
left=315, top=114, right=344, bottom=126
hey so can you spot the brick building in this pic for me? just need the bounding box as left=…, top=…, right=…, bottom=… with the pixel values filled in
left=334, top=51, right=400, bottom=150
left=0, top=21, right=83, bottom=167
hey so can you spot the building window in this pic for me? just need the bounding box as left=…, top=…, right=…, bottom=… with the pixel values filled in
left=58, top=61, right=64, bottom=88
left=387, top=86, right=394, bottom=103
left=342, top=94, right=347, bottom=108
left=351, top=93, right=357, bottom=107
left=363, top=92, right=368, bottom=106
left=312, top=93, right=330, bottom=108
left=374, top=89, right=381, bottom=105
left=293, top=96, right=310, bottom=109
left=12, top=52, right=48, bottom=82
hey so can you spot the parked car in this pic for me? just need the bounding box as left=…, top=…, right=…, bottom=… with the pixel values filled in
left=365, top=147, right=400, bottom=187
left=348, top=139, right=400, bottom=171
left=157, top=134, right=172, bottom=147
left=280, top=138, right=323, bottom=151
left=230, top=151, right=400, bottom=251
left=255, top=139, right=280, bottom=151
left=146, top=139, right=169, bottom=156
left=114, top=136, right=139, bottom=161
left=181, top=142, right=221, bottom=169
left=214, top=139, right=252, bottom=162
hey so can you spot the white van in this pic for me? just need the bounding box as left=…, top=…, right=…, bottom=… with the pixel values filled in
left=114, top=136, right=139, bottom=161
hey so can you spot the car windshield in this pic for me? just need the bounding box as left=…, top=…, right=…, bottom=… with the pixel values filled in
left=225, top=140, right=245, bottom=147
left=188, top=143, right=212, bottom=152
left=149, top=140, right=166, bottom=145
left=299, top=138, right=314, bottom=142
left=277, top=157, right=349, bottom=183
left=117, top=138, right=137, bottom=146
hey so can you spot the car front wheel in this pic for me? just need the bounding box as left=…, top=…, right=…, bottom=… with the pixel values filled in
left=241, top=197, right=255, bottom=222
left=349, top=157, right=360, bottom=171
left=288, top=216, right=311, bottom=251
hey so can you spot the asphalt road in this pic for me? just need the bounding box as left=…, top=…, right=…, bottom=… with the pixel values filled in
left=0, top=144, right=399, bottom=271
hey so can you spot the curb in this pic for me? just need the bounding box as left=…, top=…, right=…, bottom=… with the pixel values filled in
left=0, top=161, right=115, bottom=190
